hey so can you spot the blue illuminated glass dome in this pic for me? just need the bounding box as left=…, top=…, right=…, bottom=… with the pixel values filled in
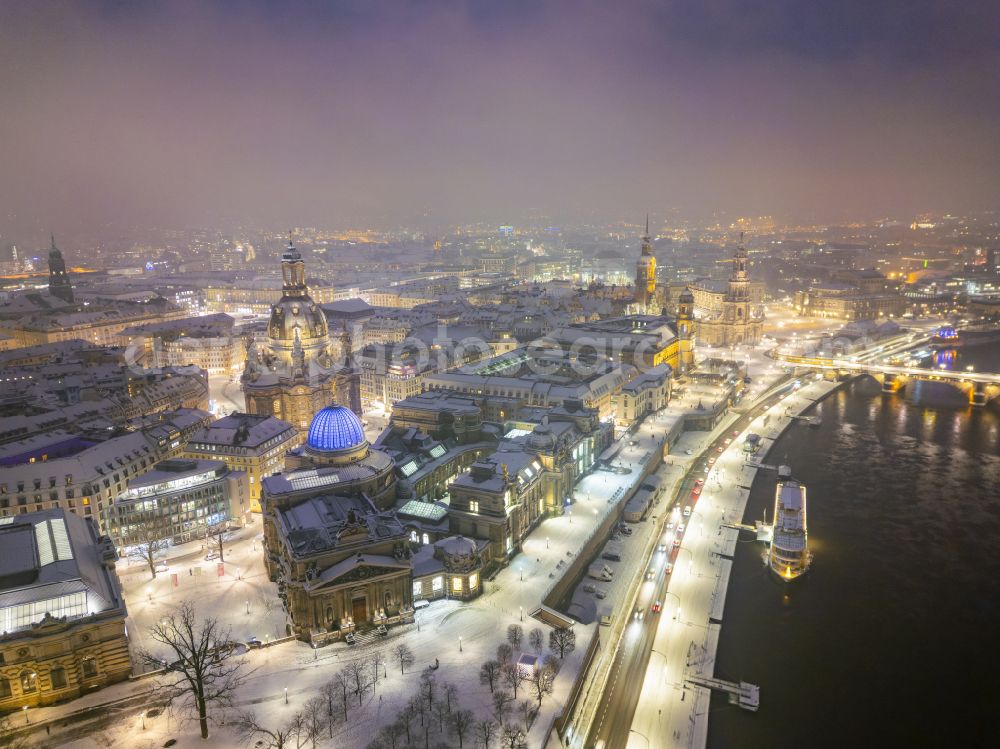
left=306, top=405, right=366, bottom=453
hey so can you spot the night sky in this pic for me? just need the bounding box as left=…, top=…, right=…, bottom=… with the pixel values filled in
left=1, top=0, right=998, bottom=234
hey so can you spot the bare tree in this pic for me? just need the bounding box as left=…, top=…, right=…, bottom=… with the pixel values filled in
left=370, top=651, right=386, bottom=694
left=318, top=679, right=340, bottom=737
left=380, top=720, right=405, bottom=749
left=398, top=700, right=418, bottom=746
left=205, top=520, right=232, bottom=563
left=501, top=663, right=526, bottom=700
left=528, top=627, right=544, bottom=655
left=500, top=723, right=528, bottom=749
left=480, top=659, right=502, bottom=694
left=433, top=700, right=450, bottom=733
left=138, top=601, right=249, bottom=739
left=475, top=719, right=497, bottom=749
left=542, top=654, right=561, bottom=676
left=329, top=670, right=352, bottom=722
left=548, top=626, right=576, bottom=659
left=411, top=695, right=431, bottom=749
left=451, top=708, right=474, bottom=749
left=345, top=659, right=370, bottom=706
left=506, top=624, right=523, bottom=651
left=496, top=643, right=513, bottom=665
left=491, top=689, right=514, bottom=723
left=530, top=667, right=554, bottom=707
left=126, top=515, right=169, bottom=579
left=419, top=666, right=436, bottom=709
left=301, top=696, right=328, bottom=749
left=395, top=643, right=415, bottom=675
left=233, top=709, right=309, bottom=749
left=519, top=700, right=538, bottom=732
left=443, top=682, right=458, bottom=713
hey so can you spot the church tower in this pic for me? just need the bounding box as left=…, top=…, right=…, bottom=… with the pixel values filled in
left=634, top=216, right=657, bottom=310
left=676, top=288, right=695, bottom=373
left=48, top=235, right=75, bottom=304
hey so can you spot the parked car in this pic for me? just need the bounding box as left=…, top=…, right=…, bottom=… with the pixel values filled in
left=154, top=561, right=170, bottom=574
left=678, top=523, right=686, bottom=533
left=683, top=506, right=692, bottom=517
left=633, top=606, right=645, bottom=621
left=594, top=588, right=607, bottom=600
left=657, top=542, right=667, bottom=553
left=583, top=583, right=597, bottom=594
left=205, top=550, right=220, bottom=561
left=651, top=600, right=662, bottom=613
left=645, top=569, right=655, bottom=581
left=694, top=478, right=705, bottom=487
left=665, top=562, right=674, bottom=574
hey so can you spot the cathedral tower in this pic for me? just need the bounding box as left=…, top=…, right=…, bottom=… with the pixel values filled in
left=634, top=216, right=657, bottom=310
left=48, top=235, right=75, bottom=304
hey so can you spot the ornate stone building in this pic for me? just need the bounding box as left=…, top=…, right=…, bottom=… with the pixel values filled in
left=694, top=238, right=764, bottom=347
left=242, top=239, right=360, bottom=431
left=0, top=510, right=131, bottom=712
left=261, top=405, right=411, bottom=642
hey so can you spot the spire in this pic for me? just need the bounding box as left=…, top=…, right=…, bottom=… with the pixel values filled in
left=645, top=214, right=649, bottom=238
left=51, top=233, right=57, bottom=251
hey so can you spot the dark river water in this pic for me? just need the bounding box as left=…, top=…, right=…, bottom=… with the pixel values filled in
left=709, top=344, right=1000, bottom=748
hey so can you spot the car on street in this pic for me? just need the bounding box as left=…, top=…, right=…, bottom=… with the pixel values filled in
left=692, top=486, right=701, bottom=495
left=732, top=430, right=739, bottom=436
left=651, top=600, right=662, bottom=613
left=646, top=569, right=655, bottom=581
left=665, top=562, right=674, bottom=574
left=694, top=478, right=704, bottom=487
left=154, top=562, right=170, bottom=574
left=684, top=449, right=693, bottom=455
left=658, top=542, right=667, bottom=552
left=708, top=457, right=716, bottom=465
left=619, top=526, right=633, bottom=536
left=583, top=583, right=597, bottom=594
left=724, top=437, right=732, bottom=445
left=672, top=538, right=681, bottom=548
left=716, top=445, right=724, bottom=453
left=683, top=506, right=691, bottom=517
left=633, top=606, right=645, bottom=621
left=678, top=523, right=686, bottom=533
left=205, top=551, right=220, bottom=561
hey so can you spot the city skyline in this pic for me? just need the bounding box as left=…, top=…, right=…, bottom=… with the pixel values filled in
left=2, top=0, right=999, bottom=238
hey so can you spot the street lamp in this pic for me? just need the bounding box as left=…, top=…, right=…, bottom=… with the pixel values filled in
left=141, top=711, right=146, bottom=729
left=23, top=705, right=28, bottom=724
left=546, top=536, right=549, bottom=549
left=459, top=636, right=463, bottom=652
left=245, top=599, right=250, bottom=615
left=284, top=687, right=288, bottom=704
left=519, top=605, right=523, bottom=622
left=313, top=643, right=317, bottom=661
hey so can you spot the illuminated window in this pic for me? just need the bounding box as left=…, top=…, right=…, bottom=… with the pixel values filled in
left=20, top=671, right=37, bottom=693
left=431, top=576, right=443, bottom=593
left=422, top=533, right=429, bottom=545
left=469, top=573, right=478, bottom=590
left=412, top=581, right=422, bottom=597
left=470, top=501, right=479, bottom=514
left=452, top=577, right=463, bottom=593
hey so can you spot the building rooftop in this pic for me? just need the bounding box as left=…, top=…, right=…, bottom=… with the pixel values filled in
left=188, top=412, right=296, bottom=450
left=0, top=509, right=122, bottom=634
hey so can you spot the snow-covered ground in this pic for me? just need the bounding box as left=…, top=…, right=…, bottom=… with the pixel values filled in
left=24, top=342, right=801, bottom=749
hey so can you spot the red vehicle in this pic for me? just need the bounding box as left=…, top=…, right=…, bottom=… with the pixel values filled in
left=692, top=486, right=701, bottom=496
left=672, top=538, right=681, bottom=548
left=651, top=600, right=662, bottom=613
left=708, top=456, right=716, bottom=465
left=694, top=478, right=705, bottom=487
left=716, top=445, right=724, bottom=453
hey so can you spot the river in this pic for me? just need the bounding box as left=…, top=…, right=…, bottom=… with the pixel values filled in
left=708, top=343, right=1000, bottom=747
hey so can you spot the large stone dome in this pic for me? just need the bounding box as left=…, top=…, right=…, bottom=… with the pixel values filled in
left=307, top=405, right=366, bottom=453
left=268, top=297, right=329, bottom=344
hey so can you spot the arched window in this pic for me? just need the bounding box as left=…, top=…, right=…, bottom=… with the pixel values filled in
left=422, top=533, right=430, bottom=545
left=20, top=670, right=37, bottom=693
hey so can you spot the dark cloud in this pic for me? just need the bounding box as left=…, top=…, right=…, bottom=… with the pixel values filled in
left=0, top=0, right=997, bottom=239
